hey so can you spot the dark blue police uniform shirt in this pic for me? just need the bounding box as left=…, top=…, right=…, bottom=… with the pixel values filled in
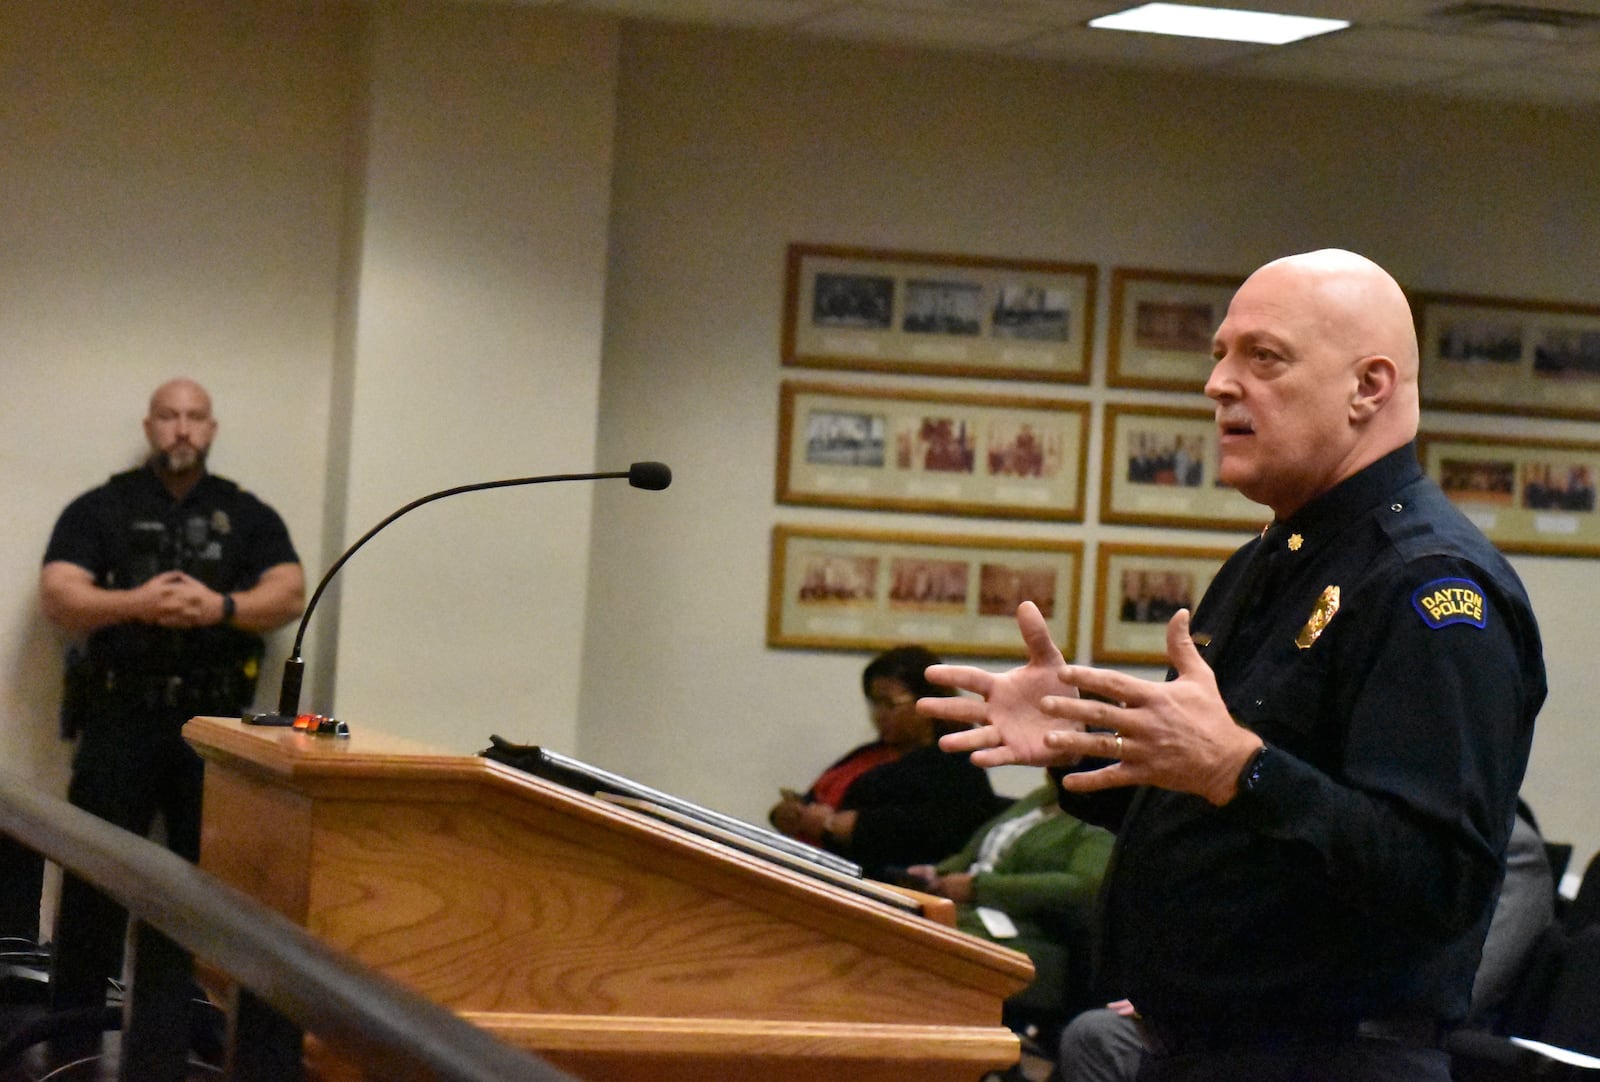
left=43, top=465, right=299, bottom=676
left=1065, top=443, right=1545, bottom=1031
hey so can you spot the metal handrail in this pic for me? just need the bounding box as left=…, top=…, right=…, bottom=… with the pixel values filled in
left=0, top=771, right=578, bottom=1082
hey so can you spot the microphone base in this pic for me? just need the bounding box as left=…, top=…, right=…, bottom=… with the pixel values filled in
left=243, top=712, right=296, bottom=727
left=242, top=711, right=350, bottom=737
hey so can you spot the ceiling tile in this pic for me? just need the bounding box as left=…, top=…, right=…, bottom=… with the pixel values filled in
left=1010, top=23, right=1264, bottom=66
left=1305, top=24, right=1556, bottom=63
left=843, top=0, right=1122, bottom=26
left=1226, top=46, right=1469, bottom=87
left=563, top=0, right=827, bottom=27
left=548, top=0, right=1600, bottom=107
left=799, top=5, right=1046, bottom=49
left=1438, top=61, right=1600, bottom=102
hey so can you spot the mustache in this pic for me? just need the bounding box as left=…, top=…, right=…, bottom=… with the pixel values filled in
left=1216, top=407, right=1253, bottom=430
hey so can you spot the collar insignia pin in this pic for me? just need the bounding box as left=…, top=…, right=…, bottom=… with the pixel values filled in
left=1287, top=533, right=1303, bottom=552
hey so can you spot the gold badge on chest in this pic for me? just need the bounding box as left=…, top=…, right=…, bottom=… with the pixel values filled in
left=1296, top=585, right=1341, bottom=650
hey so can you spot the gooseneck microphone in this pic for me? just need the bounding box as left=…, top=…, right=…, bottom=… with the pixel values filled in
left=244, top=461, right=671, bottom=727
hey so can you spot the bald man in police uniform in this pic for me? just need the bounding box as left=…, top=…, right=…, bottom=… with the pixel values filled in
left=40, top=377, right=304, bottom=1021
left=922, top=250, right=1544, bottom=1082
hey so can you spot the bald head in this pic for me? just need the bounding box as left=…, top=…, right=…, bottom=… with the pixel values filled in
left=148, top=378, right=212, bottom=418
left=1250, top=248, right=1420, bottom=430
left=1207, top=250, right=1421, bottom=517
left=144, top=378, right=217, bottom=485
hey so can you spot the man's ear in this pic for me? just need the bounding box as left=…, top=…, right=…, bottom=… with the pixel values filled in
left=1350, top=354, right=1398, bottom=422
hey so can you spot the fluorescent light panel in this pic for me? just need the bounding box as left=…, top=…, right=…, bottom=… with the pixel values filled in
left=1089, top=3, right=1350, bottom=45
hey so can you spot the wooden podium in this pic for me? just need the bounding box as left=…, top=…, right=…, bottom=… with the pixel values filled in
left=186, top=717, right=1033, bottom=1081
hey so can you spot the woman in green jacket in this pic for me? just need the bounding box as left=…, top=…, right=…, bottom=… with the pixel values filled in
left=904, top=773, right=1114, bottom=1037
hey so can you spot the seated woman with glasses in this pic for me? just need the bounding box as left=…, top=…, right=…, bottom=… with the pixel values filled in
left=768, top=645, right=1000, bottom=881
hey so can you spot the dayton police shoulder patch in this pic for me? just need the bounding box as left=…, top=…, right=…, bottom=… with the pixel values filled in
left=1412, top=577, right=1487, bottom=630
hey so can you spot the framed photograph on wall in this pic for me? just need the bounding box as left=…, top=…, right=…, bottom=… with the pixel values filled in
left=781, top=243, right=1096, bottom=383
left=767, top=524, right=1081, bottom=658
left=1099, top=404, right=1266, bottom=531
left=777, top=381, right=1090, bottom=521
left=1106, top=268, right=1241, bottom=391
left=1092, top=542, right=1233, bottom=665
left=1418, top=431, right=1600, bottom=556
left=1416, top=291, right=1600, bottom=419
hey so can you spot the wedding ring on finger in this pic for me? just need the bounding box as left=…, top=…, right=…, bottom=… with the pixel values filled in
left=1113, top=732, right=1124, bottom=759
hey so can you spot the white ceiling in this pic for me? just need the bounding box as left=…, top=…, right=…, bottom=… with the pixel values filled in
left=537, top=0, right=1600, bottom=107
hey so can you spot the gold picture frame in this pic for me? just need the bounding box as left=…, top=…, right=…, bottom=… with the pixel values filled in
left=1092, top=542, right=1234, bottom=665
left=1419, top=431, right=1600, bottom=557
left=776, top=381, right=1090, bottom=522
left=767, top=524, right=1081, bottom=658
left=781, top=243, right=1096, bottom=383
left=1416, top=291, right=1600, bottom=419
left=1099, top=404, right=1266, bottom=532
left=1106, top=268, right=1241, bottom=391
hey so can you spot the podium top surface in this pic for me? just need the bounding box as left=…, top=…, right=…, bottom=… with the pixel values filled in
left=185, top=715, right=1034, bottom=1013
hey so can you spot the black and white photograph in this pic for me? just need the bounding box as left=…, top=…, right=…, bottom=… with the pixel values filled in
left=1533, top=328, right=1600, bottom=379
left=991, top=282, right=1070, bottom=342
left=1436, top=320, right=1523, bottom=365
left=811, top=271, right=893, bottom=329
left=803, top=408, right=885, bottom=467
left=902, top=278, right=982, bottom=336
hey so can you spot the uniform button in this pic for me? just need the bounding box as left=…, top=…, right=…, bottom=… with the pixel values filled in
left=1391, top=503, right=1403, bottom=512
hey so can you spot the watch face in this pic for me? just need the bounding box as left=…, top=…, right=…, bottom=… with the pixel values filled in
left=1241, top=746, right=1268, bottom=792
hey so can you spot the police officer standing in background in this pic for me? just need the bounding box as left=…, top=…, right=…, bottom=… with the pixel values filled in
left=39, top=377, right=304, bottom=1018
left=923, top=250, right=1545, bottom=1082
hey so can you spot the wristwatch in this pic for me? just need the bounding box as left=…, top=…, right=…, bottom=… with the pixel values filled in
left=220, top=594, right=236, bottom=626
left=1237, top=743, right=1270, bottom=795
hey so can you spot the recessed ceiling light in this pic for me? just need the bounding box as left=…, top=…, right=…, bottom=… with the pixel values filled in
left=1089, top=3, right=1351, bottom=45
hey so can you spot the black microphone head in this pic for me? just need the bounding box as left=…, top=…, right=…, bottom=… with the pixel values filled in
left=628, top=461, right=672, bottom=490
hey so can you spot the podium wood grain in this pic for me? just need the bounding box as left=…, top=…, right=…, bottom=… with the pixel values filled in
left=187, top=716, right=1031, bottom=1080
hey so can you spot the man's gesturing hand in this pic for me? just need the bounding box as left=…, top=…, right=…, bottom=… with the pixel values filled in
left=1040, top=610, right=1263, bottom=806
left=920, top=601, right=1085, bottom=768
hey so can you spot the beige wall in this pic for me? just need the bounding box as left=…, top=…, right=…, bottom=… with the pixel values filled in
left=1, top=4, right=1595, bottom=902
left=581, top=24, right=1600, bottom=878
left=0, top=1, right=618, bottom=778
left=0, top=1, right=359, bottom=793
left=328, top=4, right=618, bottom=750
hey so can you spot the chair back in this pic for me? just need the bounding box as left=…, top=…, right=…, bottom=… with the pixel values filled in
left=1540, top=925, right=1600, bottom=1057
left=1564, top=849, right=1600, bottom=933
